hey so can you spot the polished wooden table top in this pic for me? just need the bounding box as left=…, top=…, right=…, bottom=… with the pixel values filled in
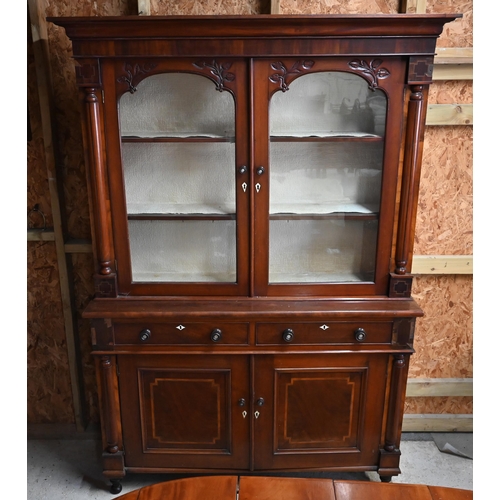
left=117, top=476, right=472, bottom=500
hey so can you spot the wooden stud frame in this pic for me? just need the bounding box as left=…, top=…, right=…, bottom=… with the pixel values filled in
left=28, top=0, right=88, bottom=431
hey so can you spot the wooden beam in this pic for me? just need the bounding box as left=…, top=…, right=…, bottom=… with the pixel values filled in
left=402, top=414, right=472, bottom=432
left=435, top=47, right=473, bottom=65
left=28, top=0, right=87, bottom=432
left=433, top=65, right=473, bottom=80
left=271, top=0, right=281, bottom=14
left=65, top=239, right=93, bottom=254
left=27, top=228, right=55, bottom=241
left=138, top=0, right=151, bottom=15
left=406, top=378, right=473, bottom=397
left=411, top=255, right=473, bottom=275
left=426, top=104, right=472, bottom=126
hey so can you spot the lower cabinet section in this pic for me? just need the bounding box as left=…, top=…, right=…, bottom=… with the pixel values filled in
left=117, top=352, right=390, bottom=472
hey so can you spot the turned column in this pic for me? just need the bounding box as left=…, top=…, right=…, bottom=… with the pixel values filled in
left=390, top=56, right=433, bottom=297
left=384, top=355, right=407, bottom=452
left=395, top=84, right=427, bottom=275
left=96, top=354, right=124, bottom=493
left=99, top=355, right=120, bottom=454
left=84, top=87, right=113, bottom=277
left=378, top=354, right=410, bottom=480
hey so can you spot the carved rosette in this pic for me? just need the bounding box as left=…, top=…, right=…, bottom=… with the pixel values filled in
left=192, top=60, right=235, bottom=91
left=117, top=62, right=158, bottom=93
left=269, top=60, right=315, bottom=92
left=348, top=59, right=390, bottom=90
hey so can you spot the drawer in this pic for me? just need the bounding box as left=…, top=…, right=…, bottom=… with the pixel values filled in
left=114, top=322, right=249, bottom=346
left=256, top=322, right=392, bottom=345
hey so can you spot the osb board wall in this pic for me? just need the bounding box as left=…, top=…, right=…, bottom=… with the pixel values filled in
left=279, top=0, right=400, bottom=14
left=27, top=0, right=472, bottom=425
left=427, top=0, right=472, bottom=48
left=409, top=0, right=472, bottom=415
left=149, top=0, right=270, bottom=14
left=407, top=275, right=473, bottom=414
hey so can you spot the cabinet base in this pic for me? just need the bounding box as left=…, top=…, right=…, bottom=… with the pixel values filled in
left=377, top=448, right=402, bottom=481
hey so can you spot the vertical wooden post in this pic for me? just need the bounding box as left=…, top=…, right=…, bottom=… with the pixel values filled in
left=28, top=0, right=87, bottom=432
left=271, top=0, right=281, bottom=14
left=138, top=0, right=151, bottom=15
left=400, top=0, right=427, bottom=14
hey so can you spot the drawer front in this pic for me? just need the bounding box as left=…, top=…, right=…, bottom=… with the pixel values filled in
left=114, top=322, right=249, bottom=346
left=256, top=322, right=392, bottom=345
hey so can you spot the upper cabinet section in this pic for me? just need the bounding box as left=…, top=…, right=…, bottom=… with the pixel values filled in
left=49, top=15, right=461, bottom=299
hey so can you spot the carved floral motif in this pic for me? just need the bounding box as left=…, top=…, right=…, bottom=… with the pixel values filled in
left=193, top=60, right=235, bottom=91
left=348, top=59, right=390, bottom=90
left=117, top=62, right=158, bottom=93
left=269, top=60, right=315, bottom=91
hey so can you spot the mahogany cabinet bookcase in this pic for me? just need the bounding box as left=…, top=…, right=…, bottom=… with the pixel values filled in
left=49, top=14, right=459, bottom=494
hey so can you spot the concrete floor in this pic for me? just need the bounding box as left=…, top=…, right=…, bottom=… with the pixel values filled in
left=27, top=434, right=473, bottom=499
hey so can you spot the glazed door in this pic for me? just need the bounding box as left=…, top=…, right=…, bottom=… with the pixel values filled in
left=252, top=353, right=388, bottom=470
left=118, top=354, right=250, bottom=470
left=252, top=58, right=406, bottom=297
left=104, top=59, right=250, bottom=296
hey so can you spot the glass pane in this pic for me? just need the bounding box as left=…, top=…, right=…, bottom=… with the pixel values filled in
left=270, top=71, right=386, bottom=137
left=269, top=219, right=378, bottom=283
left=120, top=73, right=234, bottom=138
left=122, top=142, right=235, bottom=215
left=128, top=220, right=236, bottom=282
left=119, top=72, right=236, bottom=283
left=269, top=71, right=386, bottom=284
left=270, top=142, right=383, bottom=215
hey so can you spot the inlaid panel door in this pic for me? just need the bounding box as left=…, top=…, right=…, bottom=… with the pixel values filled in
left=252, top=353, right=389, bottom=470
left=118, top=354, right=250, bottom=469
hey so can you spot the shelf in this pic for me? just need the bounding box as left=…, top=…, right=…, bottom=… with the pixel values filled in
left=128, top=213, right=236, bottom=221
left=269, top=271, right=374, bottom=284
left=131, top=271, right=236, bottom=283
left=270, top=202, right=379, bottom=216
left=270, top=134, right=383, bottom=142
left=270, top=213, right=378, bottom=221
left=127, top=203, right=236, bottom=220
left=121, top=135, right=235, bottom=143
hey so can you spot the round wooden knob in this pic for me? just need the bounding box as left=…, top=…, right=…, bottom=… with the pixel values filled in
left=354, top=328, right=366, bottom=342
left=210, top=328, right=222, bottom=342
left=282, top=328, right=294, bottom=342
left=139, top=328, right=151, bottom=342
